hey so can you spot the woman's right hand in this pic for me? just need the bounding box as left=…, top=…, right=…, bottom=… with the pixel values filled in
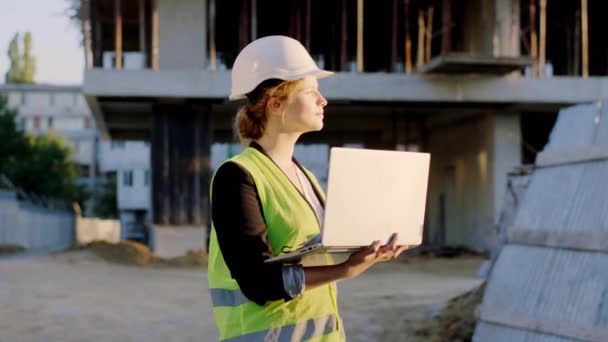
left=303, top=233, right=409, bottom=291
left=341, top=233, right=408, bottom=279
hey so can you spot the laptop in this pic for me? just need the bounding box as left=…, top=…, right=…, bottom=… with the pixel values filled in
left=264, top=147, right=430, bottom=265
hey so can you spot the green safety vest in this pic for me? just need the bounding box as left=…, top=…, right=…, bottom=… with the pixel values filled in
left=208, top=146, right=344, bottom=341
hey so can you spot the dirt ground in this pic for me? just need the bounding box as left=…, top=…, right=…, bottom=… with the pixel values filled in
left=0, top=251, right=484, bottom=341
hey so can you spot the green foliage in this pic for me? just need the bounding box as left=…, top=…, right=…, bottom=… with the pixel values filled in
left=5, top=34, right=21, bottom=83
left=14, top=133, right=78, bottom=200
left=0, top=97, right=27, bottom=164
left=0, top=97, right=79, bottom=204
left=20, top=32, right=36, bottom=83
left=5, top=32, right=36, bottom=84
left=92, top=177, right=118, bottom=219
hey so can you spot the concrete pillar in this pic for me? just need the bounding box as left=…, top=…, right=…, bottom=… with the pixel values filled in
left=462, top=0, right=520, bottom=57
left=151, top=103, right=212, bottom=226
left=158, top=0, right=207, bottom=69
left=426, top=113, right=494, bottom=251
left=463, top=0, right=495, bottom=55
left=493, top=0, right=520, bottom=57
left=489, top=112, right=521, bottom=224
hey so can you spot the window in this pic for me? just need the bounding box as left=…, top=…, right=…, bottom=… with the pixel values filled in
left=20, top=93, right=26, bottom=105
left=123, top=170, right=133, bottom=187
left=49, top=93, right=55, bottom=106
left=78, top=165, right=90, bottom=177
left=33, top=116, right=40, bottom=129
left=48, top=117, right=54, bottom=129
left=18, top=117, right=26, bottom=130
left=144, top=170, right=150, bottom=186
left=73, top=94, right=79, bottom=106
left=111, top=141, right=125, bottom=149
left=84, top=117, right=91, bottom=129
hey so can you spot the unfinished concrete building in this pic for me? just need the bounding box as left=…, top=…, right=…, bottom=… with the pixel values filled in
left=81, top=0, right=608, bottom=254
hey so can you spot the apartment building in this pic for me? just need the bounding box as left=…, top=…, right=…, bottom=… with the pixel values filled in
left=1, top=84, right=99, bottom=197
left=1, top=84, right=154, bottom=232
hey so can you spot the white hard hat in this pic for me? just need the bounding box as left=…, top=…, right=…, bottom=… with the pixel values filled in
left=229, top=35, right=333, bottom=100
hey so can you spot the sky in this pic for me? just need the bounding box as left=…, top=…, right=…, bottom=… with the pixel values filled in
left=0, top=0, right=83, bottom=85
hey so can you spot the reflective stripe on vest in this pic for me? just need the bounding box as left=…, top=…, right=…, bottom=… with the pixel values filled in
left=210, top=288, right=250, bottom=307
left=223, top=314, right=338, bottom=342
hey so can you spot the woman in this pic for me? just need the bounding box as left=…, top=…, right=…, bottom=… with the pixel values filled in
left=208, top=35, right=407, bottom=341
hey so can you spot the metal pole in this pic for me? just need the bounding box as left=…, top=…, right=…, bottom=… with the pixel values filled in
left=151, top=0, right=159, bottom=70
left=581, top=0, right=589, bottom=78
left=209, top=0, right=216, bottom=70
left=341, top=0, right=347, bottom=71
left=82, top=0, right=93, bottom=69
left=425, top=6, right=434, bottom=63
left=239, top=0, right=250, bottom=49
left=357, top=0, right=364, bottom=72
left=251, top=0, right=257, bottom=40
left=391, top=0, right=398, bottom=72
left=530, top=0, right=538, bottom=76
left=405, top=0, right=412, bottom=73
left=416, top=10, right=425, bottom=69
left=114, top=0, right=122, bottom=69
left=539, top=0, right=546, bottom=77
left=441, top=0, right=451, bottom=54
left=305, top=0, right=311, bottom=50
left=139, top=0, right=146, bottom=54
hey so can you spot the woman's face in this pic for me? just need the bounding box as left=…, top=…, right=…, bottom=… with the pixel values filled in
left=278, top=76, right=328, bottom=134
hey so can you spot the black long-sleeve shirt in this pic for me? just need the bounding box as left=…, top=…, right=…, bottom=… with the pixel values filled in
left=211, top=149, right=292, bottom=305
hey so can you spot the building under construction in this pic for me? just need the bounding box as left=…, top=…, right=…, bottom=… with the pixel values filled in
left=81, top=0, right=608, bottom=253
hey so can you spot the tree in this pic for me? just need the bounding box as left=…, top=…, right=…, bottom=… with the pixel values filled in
left=0, top=97, right=28, bottom=172
left=12, top=133, right=79, bottom=201
left=5, top=34, right=21, bottom=83
left=66, top=0, right=84, bottom=42
left=92, top=177, right=119, bottom=219
left=20, top=33, right=36, bottom=83
left=5, top=32, right=36, bottom=84
left=0, top=97, right=79, bottom=204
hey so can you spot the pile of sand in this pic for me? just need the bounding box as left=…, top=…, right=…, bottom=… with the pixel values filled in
left=0, top=244, right=25, bottom=255
left=79, top=241, right=208, bottom=267
left=413, top=282, right=486, bottom=342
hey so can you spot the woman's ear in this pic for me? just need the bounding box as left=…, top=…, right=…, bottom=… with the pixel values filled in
left=266, top=97, right=283, bottom=116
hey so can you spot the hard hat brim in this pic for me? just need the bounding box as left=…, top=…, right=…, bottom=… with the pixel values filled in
left=229, top=69, right=334, bottom=100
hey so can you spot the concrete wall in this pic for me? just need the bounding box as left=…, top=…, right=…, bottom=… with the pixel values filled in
left=75, top=216, right=120, bottom=245
left=99, top=141, right=151, bottom=211
left=152, top=225, right=206, bottom=258
left=426, top=111, right=522, bottom=252
left=99, top=141, right=150, bottom=172
left=426, top=113, right=494, bottom=251
left=7, top=91, right=91, bottom=117
left=158, top=0, right=207, bottom=69
left=0, top=190, right=74, bottom=251
left=117, top=168, right=151, bottom=210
